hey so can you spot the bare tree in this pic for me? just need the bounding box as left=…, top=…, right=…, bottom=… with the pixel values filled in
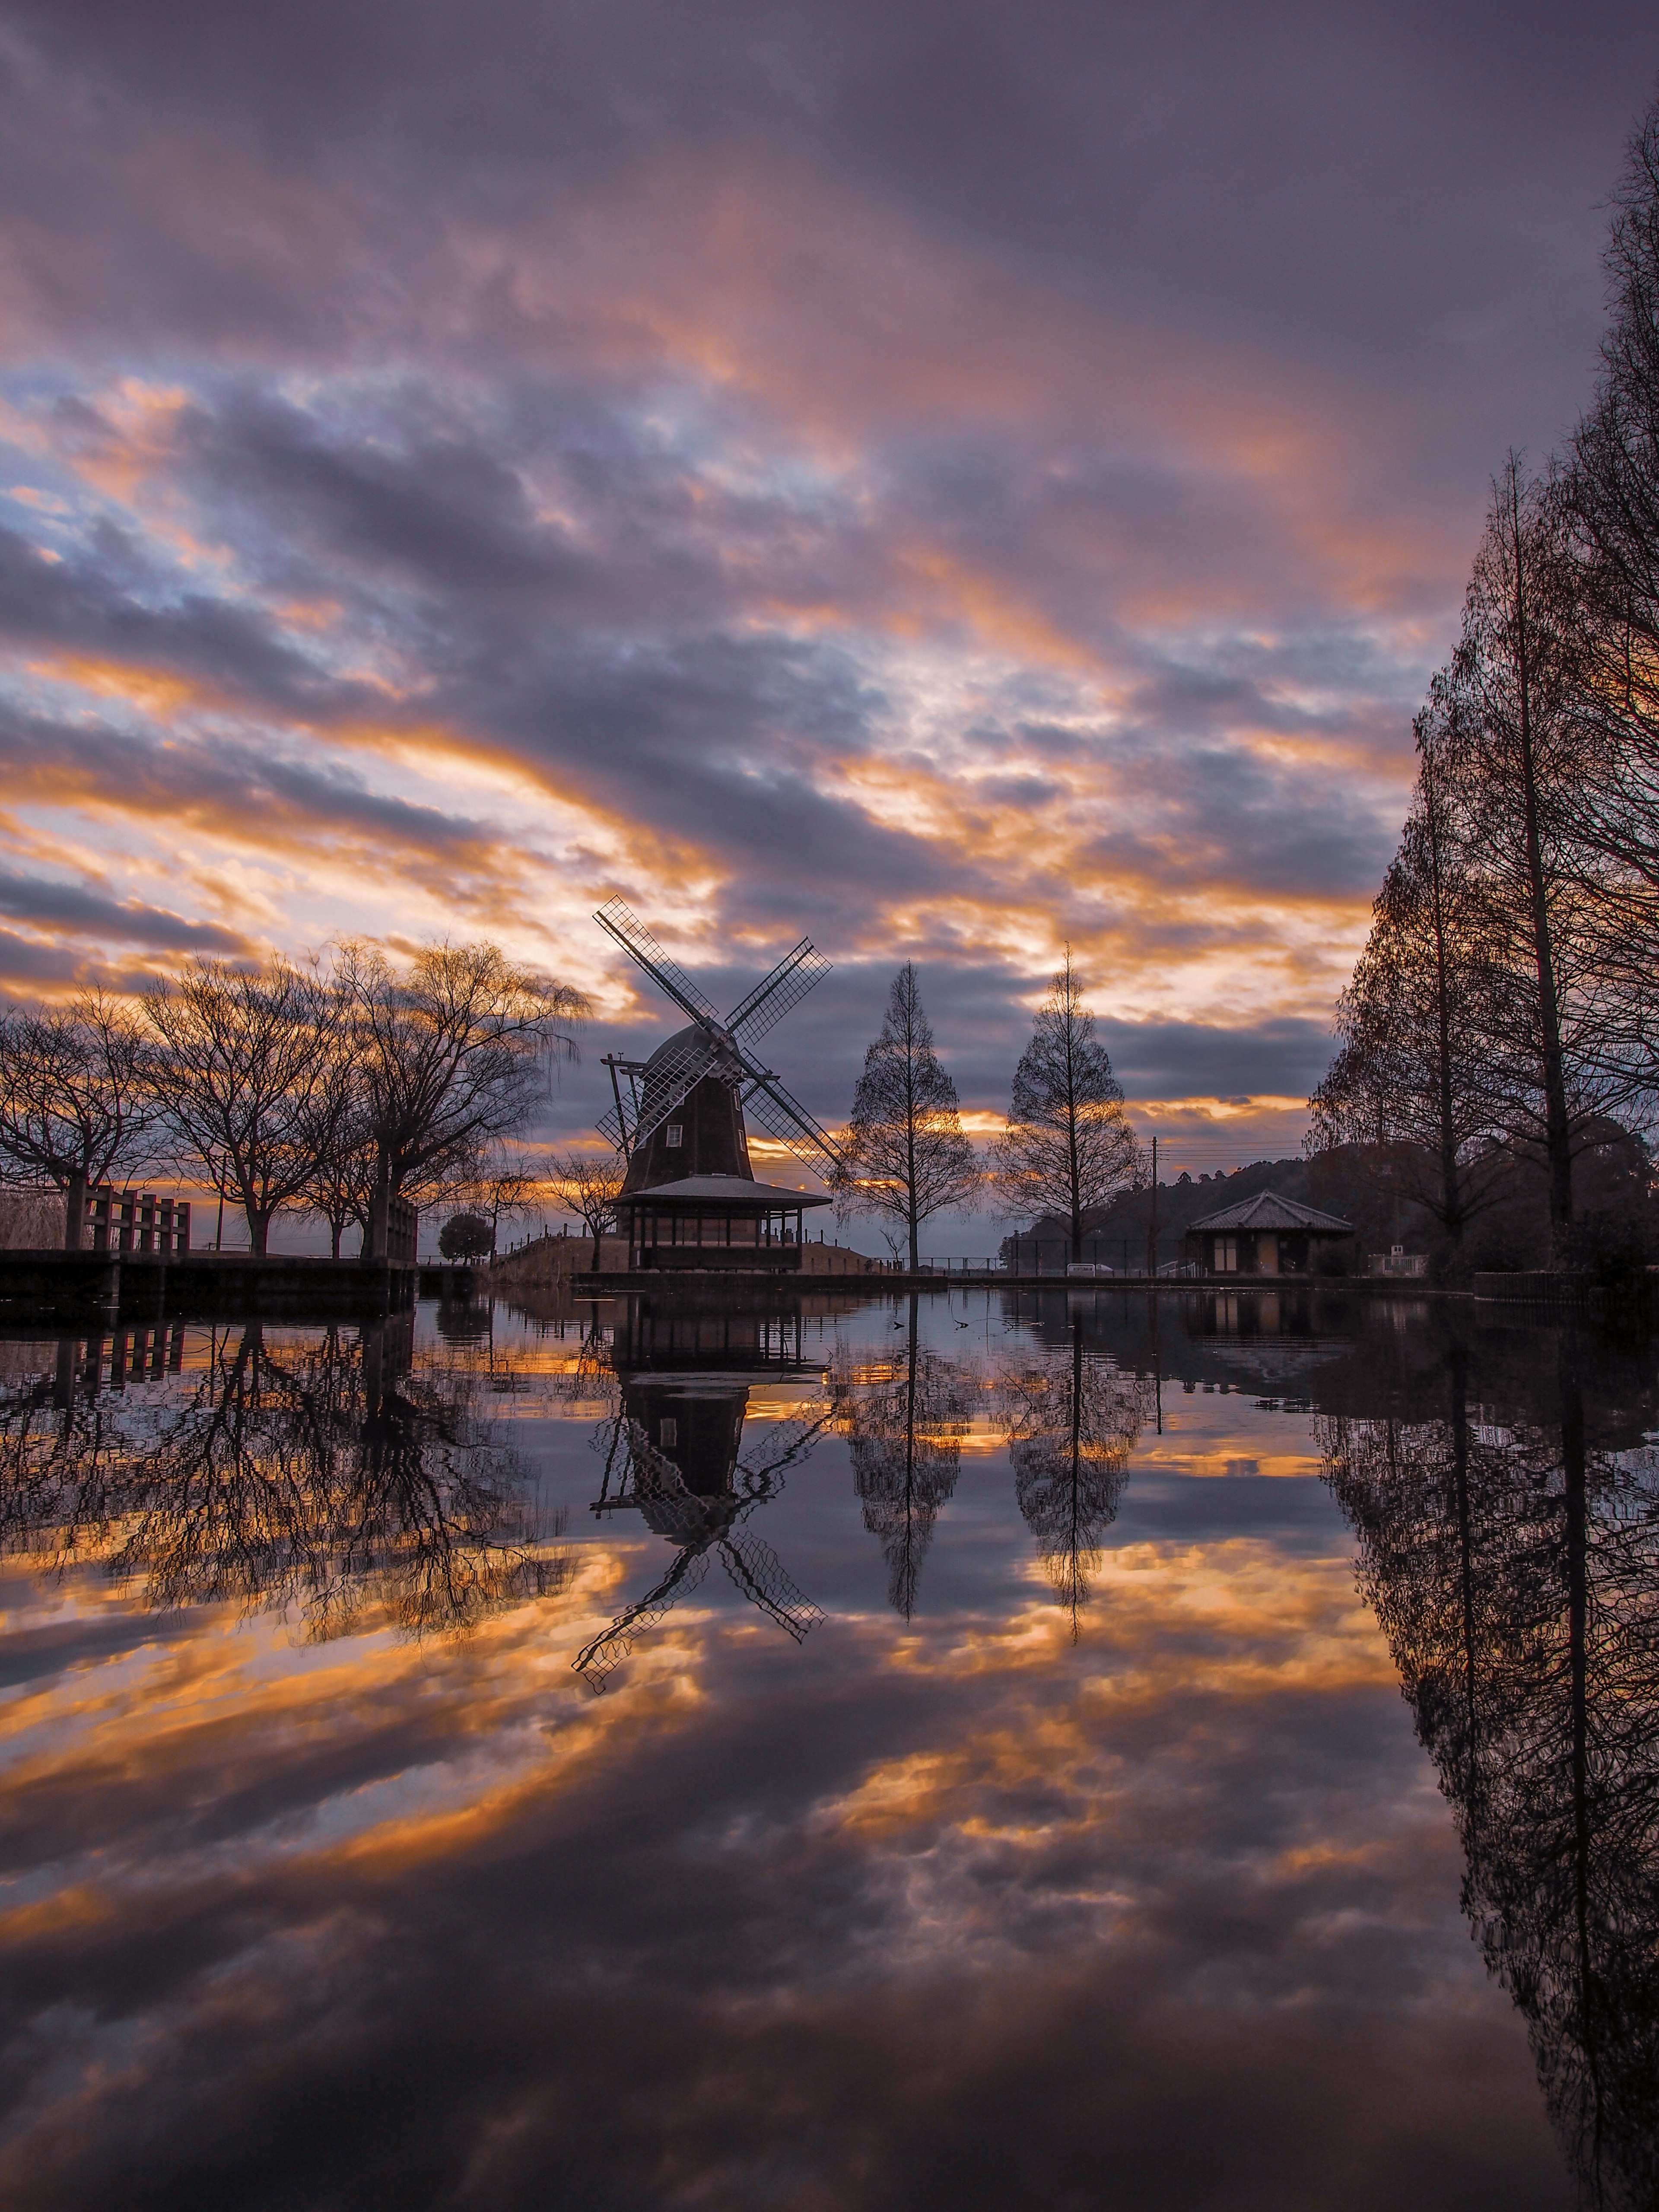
left=340, top=941, right=587, bottom=1260
left=993, top=950, right=1139, bottom=1263
left=297, top=1010, right=375, bottom=1258
left=0, top=989, right=158, bottom=1248
left=1443, top=458, right=1637, bottom=1254
left=550, top=1148, right=624, bottom=1265
left=144, top=957, right=342, bottom=1256
left=1306, top=705, right=1511, bottom=1254
left=1565, top=95, right=1659, bottom=1104
left=460, top=1139, right=543, bottom=1256
left=836, top=963, right=978, bottom=1271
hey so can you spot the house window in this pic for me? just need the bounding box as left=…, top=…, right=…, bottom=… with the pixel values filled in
left=664, top=1123, right=683, bottom=1148
left=1216, top=1236, right=1237, bottom=1273
left=659, top=1416, right=678, bottom=1446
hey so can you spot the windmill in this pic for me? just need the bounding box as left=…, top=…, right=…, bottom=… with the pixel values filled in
left=594, top=898, right=842, bottom=1181
left=574, top=1382, right=833, bottom=1691
left=591, top=901, right=843, bottom=1271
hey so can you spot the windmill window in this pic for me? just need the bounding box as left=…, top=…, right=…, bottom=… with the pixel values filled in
left=659, top=1417, right=677, bottom=1446
left=664, top=1123, right=683, bottom=1148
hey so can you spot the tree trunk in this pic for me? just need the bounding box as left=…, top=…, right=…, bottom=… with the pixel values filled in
left=330, top=1220, right=343, bottom=1261
left=1509, top=469, right=1574, bottom=1254
left=64, top=1168, right=87, bottom=1254
left=1423, top=750, right=1465, bottom=1248
left=249, top=1207, right=271, bottom=1258
left=367, top=1147, right=391, bottom=1262
left=908, top=1214, right=919, bottom=1272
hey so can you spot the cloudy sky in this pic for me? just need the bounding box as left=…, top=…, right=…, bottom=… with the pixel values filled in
left=0, top=1, right=1654, bottom=1170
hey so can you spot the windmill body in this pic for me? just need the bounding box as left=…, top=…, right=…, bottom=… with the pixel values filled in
left=574, top=1295, right=832, bottom=1688
left=594, top=901, right=839, bottom=1271
left=620, top=1026, right=753, bottom=1191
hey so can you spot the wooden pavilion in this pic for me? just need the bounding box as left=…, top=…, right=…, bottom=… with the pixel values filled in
left=1183, top=1190, right=1353, bottom=1277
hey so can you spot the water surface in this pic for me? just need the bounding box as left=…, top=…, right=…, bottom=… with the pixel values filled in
left=0, top=1285, right=1651, bottom=2209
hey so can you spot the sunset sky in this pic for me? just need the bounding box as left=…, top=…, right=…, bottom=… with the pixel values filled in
left=1, top=2, right=1654, bottom=1180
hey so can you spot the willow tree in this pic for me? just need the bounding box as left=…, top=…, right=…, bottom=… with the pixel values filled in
left=993, top=951, right=1138, bottom=1263
left=838, top=963, right=978, bottom=1272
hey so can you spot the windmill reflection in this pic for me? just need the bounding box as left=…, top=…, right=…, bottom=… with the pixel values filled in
left=574, top=1300, right=833, bottom=1690
left=831, top=1291, right=976, bottom=1618
left=1000, top=1316, right=1156, bottom=1634
left=1322, top=1334, right=1659, bottom=2209
left=0, top=1317, right=566, bottom=1640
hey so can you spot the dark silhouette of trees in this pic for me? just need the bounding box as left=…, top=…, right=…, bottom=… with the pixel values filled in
left=838, top=963, right=978, bottom=1271
left=832, top=1292, right=976, bottom=1617
left=1322, top=1337, right=1659, bottom=2206
left=994, top=950, right=1139, bottom=1263
left=0, top=989, right=157, bottom=1248
left=1567, top=101, right=1659, bottom=1086
left=1308, top=705, right=1511, bottom=1256
left=439, top=1211, right=494, bottom=1261
left=1313, top=99, right=1659, bottom=1260
left=0, top=1320, right=566, bottom=1640
left=550, top=1148, right=624, bottom=1265
left=1443, top=460, right=1630, bottom=1252
left=337, top=940, right=586, bottom=1261
left=143, top=956, right=340, bottom=1256
left=999, top=1319, right=1153, bottom=1632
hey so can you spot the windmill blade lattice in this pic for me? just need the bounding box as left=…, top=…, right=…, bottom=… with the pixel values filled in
left=740, top=1068, right=843, bottom=1174
left=595, top=898, right=722, bottom=1025
left=726, top=939, right=832, bottom=1044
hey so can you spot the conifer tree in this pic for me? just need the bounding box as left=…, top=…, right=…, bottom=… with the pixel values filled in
left=993, top=951, right=1138, bottom=1264
left=838, top=963, right=978, bottom=1272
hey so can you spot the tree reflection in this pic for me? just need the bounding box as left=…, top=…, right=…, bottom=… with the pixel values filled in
left=830, top=1291, right=978, bottom=1618
left=1322, top=1335, right=1659, bottom=2207
left=0, top=1320, right=566, bottom=1640
left=1000, top=1317, right=1155, bottom=1633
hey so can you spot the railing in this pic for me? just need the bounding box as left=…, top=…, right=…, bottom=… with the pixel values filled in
left=87, top=1188, right=191, bottom=1256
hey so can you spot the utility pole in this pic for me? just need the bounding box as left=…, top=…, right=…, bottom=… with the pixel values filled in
left=1145, top=1135, right=1158, bottom=1278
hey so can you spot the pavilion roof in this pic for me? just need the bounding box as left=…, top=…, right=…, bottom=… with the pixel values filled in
left=1186, top=1190, right=1353, bottom=1235
left=614, top=1173, right=832, bottom=1210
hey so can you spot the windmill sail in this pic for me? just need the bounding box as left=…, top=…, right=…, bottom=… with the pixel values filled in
left=594, top=898, right=722, bottom=1025
left=740, top=1068, right=843, bottom=1173
left=726, top=939, right=831, bottom=1042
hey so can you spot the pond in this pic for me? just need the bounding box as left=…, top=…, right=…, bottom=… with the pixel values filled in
left=0, top=1283, right=1652, bottom=2210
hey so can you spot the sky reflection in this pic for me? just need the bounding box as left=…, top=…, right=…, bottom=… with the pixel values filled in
left=0, top=1286, right=1639, bottom=2208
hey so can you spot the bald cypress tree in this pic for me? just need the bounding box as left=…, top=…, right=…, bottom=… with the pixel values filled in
left=993, top=951, right=1138, bottom=1263
left=839, top=963, right=978, bottom=1271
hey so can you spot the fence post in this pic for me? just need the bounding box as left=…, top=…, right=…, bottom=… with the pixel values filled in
left=177, top=1201, right=191, bottom=1255
left=118, top=1192, right=136, bottom=1255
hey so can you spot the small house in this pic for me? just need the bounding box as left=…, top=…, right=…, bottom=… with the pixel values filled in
left=1183, top=1190, right=1353, bottom=1277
